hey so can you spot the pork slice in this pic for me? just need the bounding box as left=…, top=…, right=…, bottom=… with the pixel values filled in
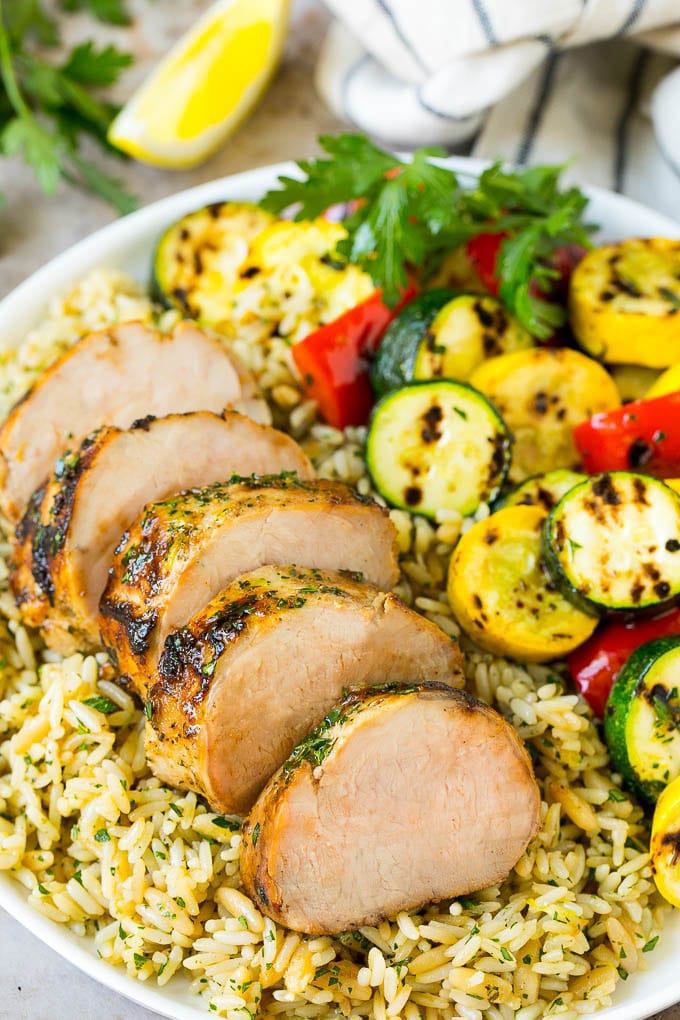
left=241, top=683, right=540, bottom=934
left=100, top=476, right=399, bottom=692
left=145, top=566, right=463, bottom=814
left=0, top=320, right=268, bottom=522
left=10, top=413, right=313, bottom=653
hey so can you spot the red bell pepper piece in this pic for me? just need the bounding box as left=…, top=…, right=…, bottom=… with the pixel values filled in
left=466, top=231, right=506, bottom=297
left=568, top=607, right=680, bottom=718
left=549, top=243, right=587, bottom=301
left=293, top=286, right=416, bottom=430
left=573, top=392, right=680, bottom=477
left=466, top=232, right=586, bottom=303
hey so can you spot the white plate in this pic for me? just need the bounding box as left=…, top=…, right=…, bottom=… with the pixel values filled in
left=1, top=158, right=680, bottom=1020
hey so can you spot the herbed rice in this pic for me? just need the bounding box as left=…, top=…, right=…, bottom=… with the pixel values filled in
left=0, top=270, right=669, bottom=1020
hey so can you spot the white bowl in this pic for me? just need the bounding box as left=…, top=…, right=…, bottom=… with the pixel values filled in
left=1, top=158, right=680, bottom=1020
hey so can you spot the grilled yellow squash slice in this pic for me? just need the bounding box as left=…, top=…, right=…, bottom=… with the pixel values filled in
left=570, top=238, right=680, bottom=367
left=447, top=505, right=597, bottom=662
left=652, top=774, right=680, bottom=906
left=469, top=348, right=620, bottom=481
left=646, top=362, right=680, bottom=398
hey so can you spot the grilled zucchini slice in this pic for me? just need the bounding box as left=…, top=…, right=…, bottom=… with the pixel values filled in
left=372, top=292, right=533, bottom=397
left=469, top=348, right=620, bottom=480
left=651, top=774, right=680, bottom=906
left=504, top=470, right=586, bottom=514
left=412, top=294, right=533, bottom=384
left=543, top=472, right=680, bottom=614
left=371, top=290, right=457, bottom=397
left=365, top=381, right=512, bottom=519
left=152, top=201, right=274, bottom=319
left=605, top=636, right=680, bottom=803
left=570, top=238, right=680, bottom=367
left=447, top=505, right=597, bottom=662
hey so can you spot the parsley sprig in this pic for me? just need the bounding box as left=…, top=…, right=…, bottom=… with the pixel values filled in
left=0, top=0, right=136, bottom=213
left=261, top=134, right=595, bottom=337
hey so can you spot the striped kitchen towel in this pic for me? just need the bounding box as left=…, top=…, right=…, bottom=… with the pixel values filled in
left=315, top=0, right=680, bottom=219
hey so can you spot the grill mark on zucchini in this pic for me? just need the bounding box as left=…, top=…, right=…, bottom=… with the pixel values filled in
left=420, top=404, right=443, bottom=443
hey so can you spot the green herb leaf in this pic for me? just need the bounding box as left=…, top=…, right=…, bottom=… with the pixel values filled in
left=82, top=694, right=118, bottom=714
left=211, top=815, right=240, bottom=831
left=643, top=935, right=659, bottom=953
left=63, top=41, right=132, bottom=85
left=6, top=1, right=59, bottom=46
left=261, top=133, right=594, bottom=336
left=0, top=1, right=136, bottom=212
left=1, top=116, right=63, bottom=193
left=60, top=0, right=131, bottom=26
left=94, top=827, right=110, bottom=843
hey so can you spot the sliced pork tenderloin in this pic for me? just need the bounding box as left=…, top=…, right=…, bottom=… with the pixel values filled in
left=100, top=475, right=399, bottom=687
left=10, top=412, right=313, bottom=653
left=0, top=320, right=268, bottom=522
left=241, top=683, right=541, bottom=934
left=144, top=566, right=463, bottom=814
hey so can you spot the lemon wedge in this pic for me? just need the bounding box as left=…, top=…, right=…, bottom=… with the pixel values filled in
left=108, top=0, right=290, bottom=169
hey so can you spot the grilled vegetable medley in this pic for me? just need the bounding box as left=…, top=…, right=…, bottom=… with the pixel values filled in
left=149, top=135, right=680, bottom=911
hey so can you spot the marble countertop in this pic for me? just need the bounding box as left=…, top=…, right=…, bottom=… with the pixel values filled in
left=0, top=2, right=678, bottom=1017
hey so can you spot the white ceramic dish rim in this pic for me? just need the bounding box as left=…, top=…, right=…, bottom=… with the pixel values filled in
left=0, top=157, right=680, bottom=1020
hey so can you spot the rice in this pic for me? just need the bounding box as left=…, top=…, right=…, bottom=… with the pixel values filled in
left=0, top=269, right=668, bottom=1018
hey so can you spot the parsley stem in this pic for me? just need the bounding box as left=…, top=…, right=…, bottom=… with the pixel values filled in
left=0, top=1, right=31, bottom=119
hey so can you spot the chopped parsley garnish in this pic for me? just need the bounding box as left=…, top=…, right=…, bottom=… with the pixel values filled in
left=82, top=695, right=118, bottom=714
left=261, top=134, right=593, bottom=337
left=94, top=828, right=110, bottom=842
left=211, top=815, right=240, bottom=831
